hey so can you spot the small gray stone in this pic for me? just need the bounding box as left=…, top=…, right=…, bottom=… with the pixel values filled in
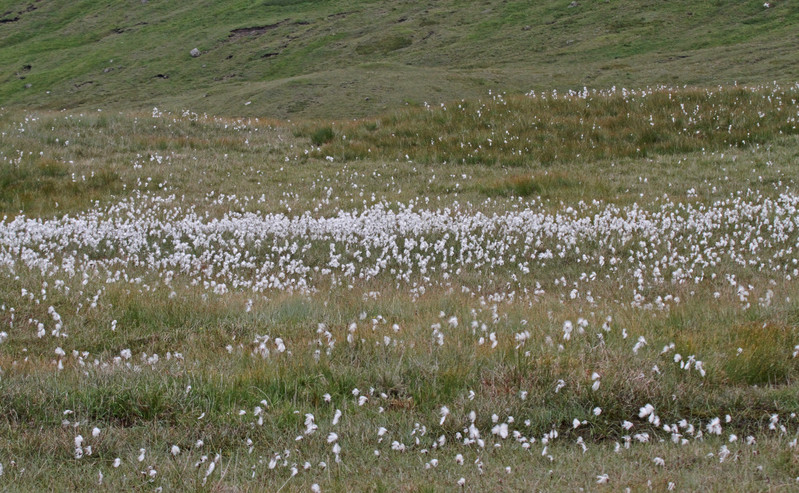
left=568, top=1, right=579, bottom=7
left=190, top=48, right=201, bottom=58
left=24, top=83, right=32, bottom=89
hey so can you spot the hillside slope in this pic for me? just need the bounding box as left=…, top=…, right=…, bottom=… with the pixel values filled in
left=1, top=0, right=798, bottom=118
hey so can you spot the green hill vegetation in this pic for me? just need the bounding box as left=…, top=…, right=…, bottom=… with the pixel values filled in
left=1, top=0, right=798, bottom=118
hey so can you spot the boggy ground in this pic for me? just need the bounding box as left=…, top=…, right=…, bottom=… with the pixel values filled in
left=0, top=85, right=798, bottom=491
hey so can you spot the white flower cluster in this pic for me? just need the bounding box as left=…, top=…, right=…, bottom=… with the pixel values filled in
left=1, top=191, right=797, bottom=307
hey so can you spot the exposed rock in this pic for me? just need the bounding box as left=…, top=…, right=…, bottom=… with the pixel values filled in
left=568, top=1, right=579, bottom=7
left=1, top=3, right=35, bottom=23
left=190, top=48, right=201, bottom=58
left=229, top=20, right=288, bottom=39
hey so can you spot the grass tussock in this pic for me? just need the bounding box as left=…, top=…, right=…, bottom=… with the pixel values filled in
left=0, top=157, right=121, bottom=215
left=724, top=322, right=798, bottom=386
left=479, top=171, right=580, bottom=198
left=313, top=85, right=799, bottom=166
left=309, top=126, right=335, bottom=146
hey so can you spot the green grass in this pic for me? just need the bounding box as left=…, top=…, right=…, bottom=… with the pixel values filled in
left=1, top=84, right=798, bottom=220
left=478, top=171, right=582, bottom=198
left=309, top=126, right=335, bottom=146
left=1, top=85, right=799, bottom=489
left=314, top=86, right=799, bottom=167
left=1, top=0, right=799, bottom=118
left=0, top=156, right=121, bottom=216
left=4, top=6, right=799, bottom=486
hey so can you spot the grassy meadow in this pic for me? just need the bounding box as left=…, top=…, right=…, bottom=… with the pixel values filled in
left=0, top=84, right=798, bottom=491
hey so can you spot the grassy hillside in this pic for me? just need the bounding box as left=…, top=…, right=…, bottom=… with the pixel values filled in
left=1, top=0, right=798, bottom=118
